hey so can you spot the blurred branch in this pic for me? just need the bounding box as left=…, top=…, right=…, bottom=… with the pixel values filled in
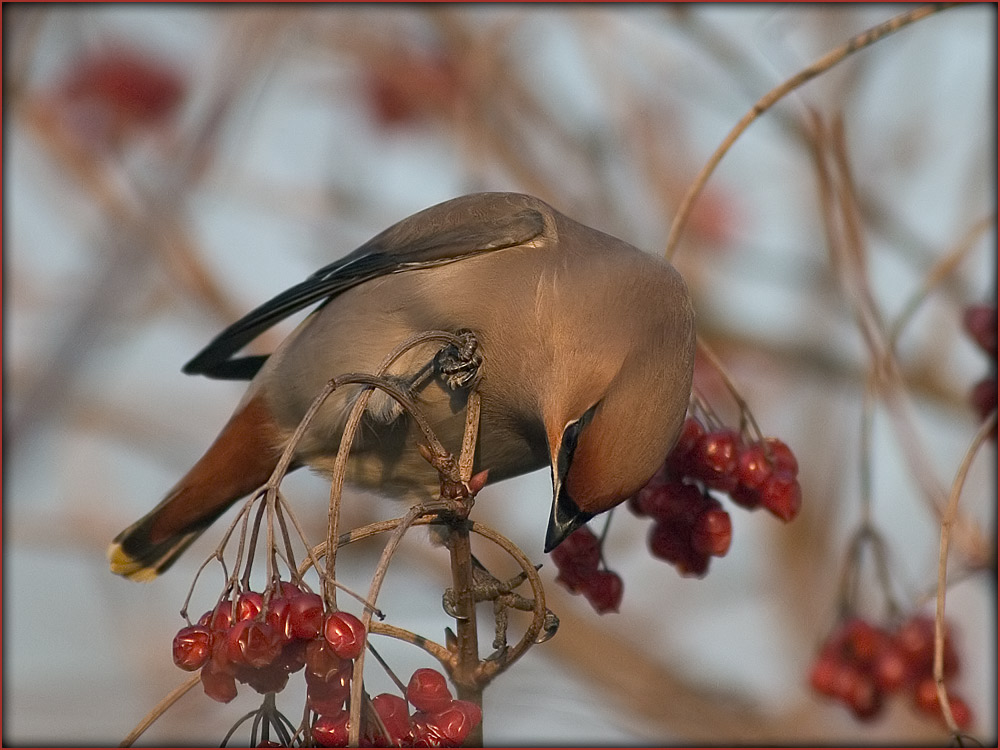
left=664, top=3, right=952, bottom=261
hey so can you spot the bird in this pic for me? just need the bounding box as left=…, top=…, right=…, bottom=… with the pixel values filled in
left=108, top=192, right=695, bottom=581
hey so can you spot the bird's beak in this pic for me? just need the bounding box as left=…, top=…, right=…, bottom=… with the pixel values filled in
left=544, top=404, right=598, bottom=552
left=544, top=480, right=593, bottom=552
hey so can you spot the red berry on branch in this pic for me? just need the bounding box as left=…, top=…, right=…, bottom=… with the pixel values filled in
left=809, top=653, right=841, bottom=697
left=236, top=591, right=264, bottom=622
left=691, top=507, right=732, bottom=557
left=970, top=377, right=998, bottom=440
left=226, top=619, right=283, bottom=669
left=305, top=639, right=350, bottom=686
left=648, top=520, right=710, bottom=577
left=581, top=570, right=624, bottom=614
left=691, top=429, right=740, bottom=492
left=912, top=676, right=942, bottom=715
left=200, top=662, right=238, bottom=703
left=430, top=699, right=483, bottom=745
left=664, top=416, right=706, bottom=475
left=312, top=710, right=350, bottom=748
left=324, top=611, right=366, bottom=660
left=307, top=674, right=351, bottom=716
left=407, top=668, right=453, bottom=713
left=371, top=693, right=413, bottom=746
left=550, top=526, right=601, bottom=592
left=277, top=580, right=302, bottom=600
left=763, top=437, right=798, bottom=476
left=288, top=592, right=325, bottom=640
left=275, top=639, right=308, bottom=674
left=841, top=618, right=889, bottom=667
left=758, top=473, right=801, bottom=522
left=409, top=712, right=447, bottom=748
left=728, top=484, right=762, bottom=510
left=264, top=597, right=294, bottom=642
left=872, top=644, right=911, bottom=694
left=736, top=444, right=773, bottom=490
left=963, top=304, right=998, bottom=357
left=198, top=600, right=234, bottom=633
left=948, top=695, right=974, bottom=731
left=172, top=625, right=212, bottom=671
left=846, top=676, right=883, bottom=722
left=237, top=660, right=290, bottom=695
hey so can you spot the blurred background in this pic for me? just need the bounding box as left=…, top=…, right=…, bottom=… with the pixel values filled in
left=4, top=4, right=996, bottom=746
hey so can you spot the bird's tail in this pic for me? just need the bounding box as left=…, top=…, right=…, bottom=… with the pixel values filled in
left=108, top=395, right=283, bottom=581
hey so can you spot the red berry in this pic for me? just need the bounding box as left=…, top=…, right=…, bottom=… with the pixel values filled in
left=758, top=473, right=801, bottom=522
left=236, top=591, right=264, bottom=621
left=288, top=592, right=325, bottom=640
left=970, top=377, right=998, bottom=439
left=847, top=676, right=883, bottom=721
left=409, top=712, right=447, bottom=747
left=665, top=416, right=706, bottom=474
left=324, top=612, right=366, bottom=660
left=948, top=695, right=974, bottom=730
left=912, top=676, right=941, bottom=714
left=276, top=580, right=301, bottom=599
left=963, top=304, right=998, bottom=357
left=895, top=616, right=936, bottom=673
left=275, top=639, right=308, bottom=674
left=201, top=662, right=238, bottom=703
left=429, top=700, right=482, bottom=745
left=172, top=625, right=212, bottom=671
left=872, top=644, right=910, bottom=693
left=842, top=618, right=888, bottom=666
left=305, top=639, right=350, bottom=686
left=372, top=693, right=413, bottom=746
left=648, top=520, right=710, bottom=577
left=226, top=619, right=283, bottom=668
left=550, top=527, right=601, bottom=592
left=728, top=484, right=761, bottom=510
left=198, top=600, right=234, bottom=633
left=691, top=429, right=740, bottom=491
left=312, top=711, right=350, bottom=747
left=736, top=443, right=773, bottom=489
left=237, top=661, right=290, bottom=695
left=61, top=47, right=185, bottom=125
left=691, top=508, right=732, bottom=557
left=636, top=481, right=702, bottom=523
left=307, top=673, right=351, bottom=716
left=809, top=653, right=840, bottom=697
left=264, top=597, right=294, bottom=642
left=407, top=668, right=453, bottom=713
left=763, top=437, right=798, bottom=476
left=581, top=570, right=624, bottom=614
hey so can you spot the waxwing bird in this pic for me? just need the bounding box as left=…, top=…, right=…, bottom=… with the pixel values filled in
left=109, top=192, right=695, bottom=581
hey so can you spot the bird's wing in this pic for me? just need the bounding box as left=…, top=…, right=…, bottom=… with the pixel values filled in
left=183, top=193, right=546, bottom=379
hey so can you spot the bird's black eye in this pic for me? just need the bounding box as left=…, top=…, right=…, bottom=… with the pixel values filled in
left=557, top=402, right=600, bottom=480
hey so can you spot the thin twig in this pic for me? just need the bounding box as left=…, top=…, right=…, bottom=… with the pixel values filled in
left=664, top=3, right=951, bottom=261
left=933, top=410, right=997, bottom=735
left=119, top=673, right=200, bottom=747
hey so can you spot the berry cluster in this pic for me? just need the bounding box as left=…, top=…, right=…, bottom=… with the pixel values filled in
left=551, top=415, right=801, bottom=611
left=809, top=614, right=972, bottom=729
left=171, top=580, right=364, bottom=705
left=311, top=668, right=481, bottom=748
left=963, top=304, right=997, bottom=440
left=632, top=416, right=800, bottom=576
left=550, top=527, right=624, bottom=613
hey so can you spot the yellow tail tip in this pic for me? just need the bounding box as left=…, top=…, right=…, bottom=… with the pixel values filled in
left=107, top=543, right=159, bottom=582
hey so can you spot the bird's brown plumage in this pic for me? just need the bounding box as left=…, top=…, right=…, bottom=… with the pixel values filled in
left=109, top=192, right=695, bottom=580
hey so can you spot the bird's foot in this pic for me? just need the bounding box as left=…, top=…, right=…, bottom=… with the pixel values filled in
left=434, top=330, right=482, bottom=390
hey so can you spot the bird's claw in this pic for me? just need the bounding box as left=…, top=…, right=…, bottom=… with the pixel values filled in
left=435, top=330, right=482, bottom=390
